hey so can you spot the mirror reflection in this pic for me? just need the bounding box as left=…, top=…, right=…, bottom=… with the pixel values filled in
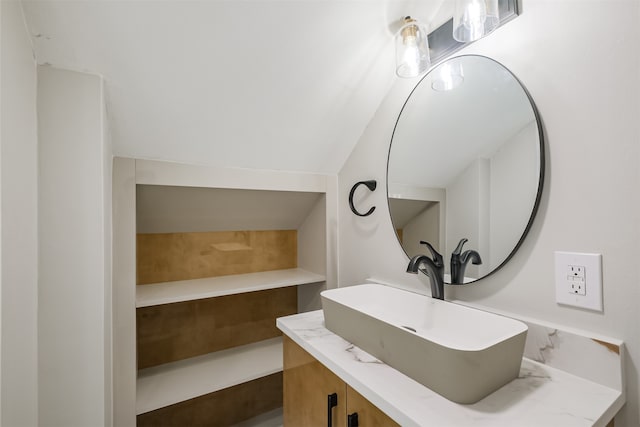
left=388, top=55, right=543, bottom=284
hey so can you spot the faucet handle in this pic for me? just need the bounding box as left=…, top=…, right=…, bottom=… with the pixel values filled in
left=419, top=241, right=444, bottom=267
left=452, top=238, right=468, bottom=256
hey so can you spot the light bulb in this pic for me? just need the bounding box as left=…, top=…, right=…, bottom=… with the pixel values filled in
left=401, top=36, right=420, bottom=77
left=461, top=0, right=487, bottom=40
left=453, top=0, right=500, bottom=42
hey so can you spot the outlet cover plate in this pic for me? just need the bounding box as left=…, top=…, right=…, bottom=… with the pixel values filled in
left=555, top=251, right=603, bottom=311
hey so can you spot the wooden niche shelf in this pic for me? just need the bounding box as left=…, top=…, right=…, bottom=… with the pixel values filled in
left=136, top=268, right=325, bottom=308
left=137, top=337, right=284, bottom=416
left=138, top=372, right=283, bottom=427
left=135, top=226, right=326, bottom=426
left=137, top=287, right=297, bottom=369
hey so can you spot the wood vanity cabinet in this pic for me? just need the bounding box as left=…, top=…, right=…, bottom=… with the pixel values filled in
left=283, top=336, right=399, bottom=427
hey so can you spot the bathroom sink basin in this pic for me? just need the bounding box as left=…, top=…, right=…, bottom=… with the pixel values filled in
left=321, top=284, right=527, bottom=404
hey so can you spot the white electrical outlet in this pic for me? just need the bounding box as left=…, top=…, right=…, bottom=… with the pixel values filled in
left=555, top=251, right=603, bottom=311
left=567, top=265, right=586, bottom=295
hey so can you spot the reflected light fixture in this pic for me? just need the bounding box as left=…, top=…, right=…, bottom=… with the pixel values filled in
left=453, top=0, right=499, bottom=42
left=395, top=16, right=430, bottom=78
left=431, top=62, right=464, bottom=92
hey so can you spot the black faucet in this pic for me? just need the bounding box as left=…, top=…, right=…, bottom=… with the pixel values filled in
left=450, top=238, right=482, bottom=284
left=406, top=241, right=445, bottom=300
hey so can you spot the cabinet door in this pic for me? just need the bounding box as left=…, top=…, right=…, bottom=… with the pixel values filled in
left=346, top=385, right=400, bottom=427
left=283, top=336, right=347, bottom=427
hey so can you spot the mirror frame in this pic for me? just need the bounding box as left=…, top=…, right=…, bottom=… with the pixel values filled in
left=386, top=54, right=545, bottom=284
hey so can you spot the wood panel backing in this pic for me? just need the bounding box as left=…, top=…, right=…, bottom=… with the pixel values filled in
left=283, top=336, right=347, bottom=427
left=137, top=230, right=297, bottom=285
left=137, top=287, right=297, bottom=369
left=137, top=372, right=283, bottom=427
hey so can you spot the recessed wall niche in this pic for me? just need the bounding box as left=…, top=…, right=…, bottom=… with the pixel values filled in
left=111, top=159, right=331, bottom=427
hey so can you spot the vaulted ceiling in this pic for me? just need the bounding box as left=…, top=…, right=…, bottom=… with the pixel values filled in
left=21, top=0, right=452, bottom=174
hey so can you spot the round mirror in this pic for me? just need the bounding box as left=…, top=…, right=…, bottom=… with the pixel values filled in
left=387, top=55, right=544, bottom=284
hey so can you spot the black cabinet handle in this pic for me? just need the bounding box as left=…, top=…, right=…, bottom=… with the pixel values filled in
left=347, top=412, right=359, bottom=427
left=327, top=393, right=338, bottom=427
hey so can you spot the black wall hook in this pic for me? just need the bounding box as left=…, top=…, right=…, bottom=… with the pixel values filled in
left=348, top=180, right=377, bottom=217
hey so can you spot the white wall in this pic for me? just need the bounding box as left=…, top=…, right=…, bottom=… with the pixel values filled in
left=298, top=195, right=329, bottom=312
left=0, top=1, right=39, bottom=425
left=445, top=158, right=490, bottom=278
left=402, top=202, right=440, bottom=258
left=38, top=66, right=111, bottom=427
left=338, top=1, right=640, bottom=425
left=490, top=121, right=539, bottom=268
left=102, top=67, right=113, bottom=427
left=111, top=158, right=136, bottom=427
left=0, top=1, right=38, bottom=426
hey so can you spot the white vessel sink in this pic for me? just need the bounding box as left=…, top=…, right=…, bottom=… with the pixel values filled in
left=321, top=284, right=527, bottom=404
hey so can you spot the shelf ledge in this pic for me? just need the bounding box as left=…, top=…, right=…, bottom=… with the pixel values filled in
left=136, top=268, right=325, bottom=308
left=136, top=337, right=283, bottom=415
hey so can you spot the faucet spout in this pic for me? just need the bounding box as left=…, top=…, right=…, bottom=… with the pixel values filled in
left=461, top=250, right=482, bottom=265
left=407, top=253, right=445, bottom=300
left=450, top=238, right=482, bottom=284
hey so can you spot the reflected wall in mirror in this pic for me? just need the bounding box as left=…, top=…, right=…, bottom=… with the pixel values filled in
left=388, top=55, right=544, bottom=284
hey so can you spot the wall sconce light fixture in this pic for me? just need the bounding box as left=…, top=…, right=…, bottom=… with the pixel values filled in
left=453, top=0, right=500, bottom=42
left=394, top=0, right=518, bottom=79
left=395, top=16, right=430, bottom=78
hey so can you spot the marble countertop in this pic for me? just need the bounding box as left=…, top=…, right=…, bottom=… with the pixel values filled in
left=277, top=310, right=624, bottom=427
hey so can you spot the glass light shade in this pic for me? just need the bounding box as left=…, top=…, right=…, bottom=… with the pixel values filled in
left=395, top=17, right=430, bottom=78
left=453, top=0, right=499, bottom=42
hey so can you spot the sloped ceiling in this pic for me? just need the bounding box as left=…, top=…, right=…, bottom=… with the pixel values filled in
left=21, top=0, right=451, bottom=174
